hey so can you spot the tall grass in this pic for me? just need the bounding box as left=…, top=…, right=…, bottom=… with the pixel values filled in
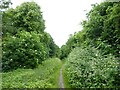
left=2, top=58, right=62, bottom=88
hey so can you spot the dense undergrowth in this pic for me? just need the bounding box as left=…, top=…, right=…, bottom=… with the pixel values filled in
left=1, top=58, right=62, bottom=88
left=61, top=1, right=120, bottom=88
left=64, top=47, right=119, bottom=88
left=1, top=0, right=120, bottom=89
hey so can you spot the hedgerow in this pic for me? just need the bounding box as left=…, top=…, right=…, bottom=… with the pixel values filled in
left=65, top=47, right=119, bottom=88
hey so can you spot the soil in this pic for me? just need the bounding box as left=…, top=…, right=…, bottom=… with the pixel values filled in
left=59, top=66, right=64, bottom=90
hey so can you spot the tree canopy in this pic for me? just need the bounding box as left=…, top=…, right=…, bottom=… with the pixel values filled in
left=2, top=2, right=60, bottom=72
left=60, top=2, right=120, bottom=59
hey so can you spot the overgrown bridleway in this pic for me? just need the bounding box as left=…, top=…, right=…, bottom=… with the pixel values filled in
left=59, top=65, right=64, bottom=89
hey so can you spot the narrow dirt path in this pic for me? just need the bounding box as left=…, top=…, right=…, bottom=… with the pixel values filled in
left=59, top=66, right=64, bottom=89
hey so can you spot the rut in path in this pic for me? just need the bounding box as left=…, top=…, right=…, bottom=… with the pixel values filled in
left=59, top=66, right=64, bottom=89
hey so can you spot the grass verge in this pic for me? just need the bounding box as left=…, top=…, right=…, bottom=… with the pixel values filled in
left=2, top=58, right=62, bottom=88
left=62, top=60, right=71, bottom=88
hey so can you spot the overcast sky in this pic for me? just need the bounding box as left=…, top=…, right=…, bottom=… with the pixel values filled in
left=11, top=0, right=102, bottom=47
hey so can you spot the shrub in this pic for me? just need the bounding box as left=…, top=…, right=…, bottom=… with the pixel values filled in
left=2, top=31, right=47, bottom=72
left=65, top=47, right=119, bottom=88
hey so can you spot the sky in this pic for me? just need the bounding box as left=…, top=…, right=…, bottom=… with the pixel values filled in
left=11, top=0, right=102, bottom=47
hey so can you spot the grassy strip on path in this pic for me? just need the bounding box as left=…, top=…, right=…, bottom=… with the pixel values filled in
left=62, top=59, right=71, bottom=88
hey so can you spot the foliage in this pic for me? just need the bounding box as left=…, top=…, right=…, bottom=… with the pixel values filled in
left=84, top=2, right=120, bottom=57
left=62, top=61, right=72, bottom=88
left=2, top=31, right=48, bottom=72
left=0, top=38, right=1, bottom=66
left=100, top=2, right=120, bottom=57
left=61, top=1, right=120, bottom=88
left=65, top=47, right=119, bottom=88
left=85, top=2, right=113, bottom=40
left=60, top=2, right=120, bottom=59
left=13, top=2, right=45, bottom=33
left=2, top=58, right=62, bottom=88
left=43, top=32, right=60, bottom=57
left=2, top=2, right=45, bottom=37
left=2, top=1, right=60, bottom=71
left=60, top=45, right=69, bottom=59
left=2, top=8, right=17, bottom=37
left=60, top=30, right=86, bottom=59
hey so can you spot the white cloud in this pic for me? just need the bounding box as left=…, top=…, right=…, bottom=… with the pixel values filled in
left=11, top=0, right=102, bottom=47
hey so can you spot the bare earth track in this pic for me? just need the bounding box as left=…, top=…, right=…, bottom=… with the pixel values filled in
left=59, top=66, right=64, bottom=90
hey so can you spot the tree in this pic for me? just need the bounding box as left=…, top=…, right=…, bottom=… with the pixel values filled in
left=85, top=2, right=114, bottom=41
left=101, top=2, right=120, bottom=57
left=81, top=2, right=120, bottom=57
left=2, top=8, right=16, bottom=37
left=60, top=1, right=120, bottom=59
left=13, top=2, right=45, bottom=33
left=42, top=32, right=60, bottom=57
left=2, top=1, right=60, bottom=72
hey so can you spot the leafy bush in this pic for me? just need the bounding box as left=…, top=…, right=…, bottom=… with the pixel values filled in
left=65, top=47, right=119, bottom=88
left=2, top=31, right=48, bottom=72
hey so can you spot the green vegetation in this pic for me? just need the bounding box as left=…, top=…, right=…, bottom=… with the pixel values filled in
left=1, top=1, right=61, bottom=88
left=0, top=38, right=1, bottom=62
left=1, top=0, right=120, bottom=89
left=60, top=2, right=120, bottom=59
left=61, top=1, right=120, bottom=88
left=62, top=65, right=71, bottom=88
left=2, top=31, right=46, bottom=71
left=64, top=47, right=119, bottom=88
left=2, top=58, right=62, bottom=88
left=2, top=1, right=60, bottom=72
